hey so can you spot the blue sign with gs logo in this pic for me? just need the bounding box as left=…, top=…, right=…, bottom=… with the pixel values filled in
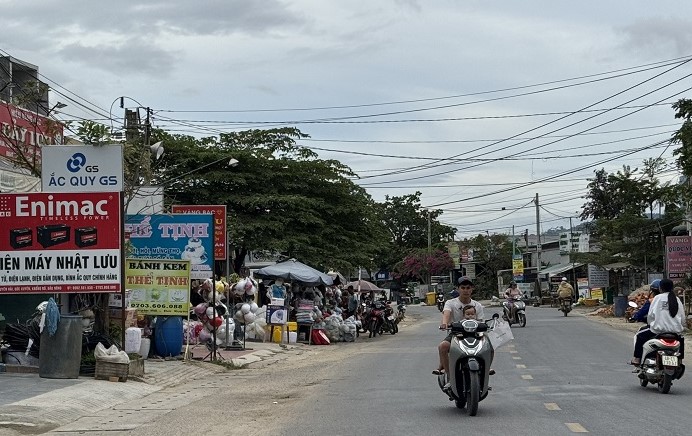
left=66, top=152, right=87, bottom=172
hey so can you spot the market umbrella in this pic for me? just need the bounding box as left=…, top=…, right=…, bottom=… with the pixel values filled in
left=345, top=280, right=382, bottom=292
left=255, top=259, right=334, bottom=287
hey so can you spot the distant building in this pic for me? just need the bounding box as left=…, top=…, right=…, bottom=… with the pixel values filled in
left=559, top=231, right=590, bottom=254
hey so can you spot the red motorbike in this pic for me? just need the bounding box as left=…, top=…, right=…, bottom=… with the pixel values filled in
left=366, top=300, right=387, bottom=338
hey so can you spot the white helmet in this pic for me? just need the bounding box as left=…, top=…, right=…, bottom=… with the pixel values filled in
left=561, top=277, right=567, bottom=282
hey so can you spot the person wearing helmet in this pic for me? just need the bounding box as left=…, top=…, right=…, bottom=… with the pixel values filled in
left=433, top=276, right=485, bottom=379
left=631, top=278, right=685, bottom=368
left=557, top=277, right=574, bottom=308
left=631, top=279, right=660, bottom=323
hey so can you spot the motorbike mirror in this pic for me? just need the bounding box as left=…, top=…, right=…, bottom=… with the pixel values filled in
left=628, top=301, right=638, bottom=308
left=492, top=313, right=500, bottom=319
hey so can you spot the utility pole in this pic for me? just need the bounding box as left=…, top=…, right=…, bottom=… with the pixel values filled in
left=535, top=193, right=541, bottom=273
left=570, top=216, right=576, bottom=298
left=427, top=210, right=432, bottom=254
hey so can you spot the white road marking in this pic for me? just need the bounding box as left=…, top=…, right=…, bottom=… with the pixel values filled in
left=565, top=422, right=588, bottom=433
left=544, top=402, right=561, bottom=411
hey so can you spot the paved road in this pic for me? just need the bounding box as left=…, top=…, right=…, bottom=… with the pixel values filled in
left=275, top=304, right=692, bottom=435
left=4, top=304, right=692, bottom=435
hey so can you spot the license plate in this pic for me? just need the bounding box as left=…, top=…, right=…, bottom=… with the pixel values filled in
left=662, top=355, right=678, bottom=366
left=388, top=316, right=395, bottom=321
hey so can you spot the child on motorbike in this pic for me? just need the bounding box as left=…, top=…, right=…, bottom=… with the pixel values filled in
left=462, top=305, right=477, bottom=320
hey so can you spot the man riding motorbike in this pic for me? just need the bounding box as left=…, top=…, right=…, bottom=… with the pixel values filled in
left=503, top=281, right=523, bottom=320
left=557, top=277, right=574, bottom=307
left=433, top=276, right=485, bottom=387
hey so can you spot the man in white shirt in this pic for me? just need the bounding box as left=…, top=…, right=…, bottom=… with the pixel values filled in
left=434, top=276, right=485, bottom=377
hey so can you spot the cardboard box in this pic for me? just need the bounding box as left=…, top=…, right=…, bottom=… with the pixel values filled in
left=109, top=309, right=138, bottom=327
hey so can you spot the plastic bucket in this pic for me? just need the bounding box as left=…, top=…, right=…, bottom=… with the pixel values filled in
left=287, top=321, right=297, bottom=332
left=138, top=338, right=151, bottom=359
left=39, top=315, right=82, bottom=379
left=154, top=316, right=183, bottom=357
left=283, top=331, right=297, bottom=344
left=125, top=327, right=142, bottom=354
left=613, top=296, right=628, bottom=317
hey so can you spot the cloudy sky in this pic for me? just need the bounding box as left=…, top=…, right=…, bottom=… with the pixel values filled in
left=3, top=0, right=692, bottom=239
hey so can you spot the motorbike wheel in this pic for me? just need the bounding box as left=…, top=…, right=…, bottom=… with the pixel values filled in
left=563, top=308, right=568, bottom=317
left=518, top=313, right=526, bottom=328
left=455, top=397, right=466, bottom=409
left=658, top=373, right=672, bottom=394
left=639, top=377, right=648, bottom=387
left=369, top=319, right=377, bottom=338
left=390, top=322, right=398, bottom=335
left=466, top=371, right=480, bottom=416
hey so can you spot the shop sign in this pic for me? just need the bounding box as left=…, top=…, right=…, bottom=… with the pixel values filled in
left=512, top=255, right=523, bottom=281
left=41, top=145, right=123, bottom=192
left=666, top=236, right=692, bottom=280
left=448, top=242, right=460, bottom=269
left=0, top=102, right=64, bottom=159
left=125, top=258, right=190, bottom=316
left=0, top=191, right=121, bottom=294
left=591, top=288, right=603, bottom=300
left=266, top=304, right=288, bottom=325
left=125, top=214, right=214, bottom=279
left=577, top=278, right=589, bottom=298
left=587, top=264, right=609, bottom=288
left=171, top=205, right=227, bottom=260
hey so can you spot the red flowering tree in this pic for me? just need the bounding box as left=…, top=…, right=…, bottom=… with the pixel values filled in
left=393, top=248, right=454, bottom=284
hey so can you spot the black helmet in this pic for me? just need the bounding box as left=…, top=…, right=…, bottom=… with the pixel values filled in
left=509, top=281, right=517, bottom=286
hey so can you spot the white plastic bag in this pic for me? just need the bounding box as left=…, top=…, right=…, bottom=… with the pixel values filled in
left=486, top=319, right=513, bottom=349
left=94, top=342, right=130, bottom=364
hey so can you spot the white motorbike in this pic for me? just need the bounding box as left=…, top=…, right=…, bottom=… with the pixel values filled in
left=502, top=296, right=526, bottom=327
left=436, top=315, right=498, bottom=416
left=627, top=302, right=685, bottom=393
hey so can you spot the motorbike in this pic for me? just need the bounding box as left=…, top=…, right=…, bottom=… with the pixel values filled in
left=366, top=300, right=387, bottom=338
left=380, top=301, right=398, bottom=335
left=436, top=292, right=445, bottom=312
left=502, top=296, right=527, bottom=327
left=634, top=333, right=685, bottom=393
left=558, top=297, right=572, bottom=316
left=395, top=302, right=407, bottom=324
left=436, top=315, right=497, bottom=416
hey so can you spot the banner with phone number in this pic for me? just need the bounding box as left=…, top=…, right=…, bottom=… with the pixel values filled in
left=125, top=258, right=190, bottom=316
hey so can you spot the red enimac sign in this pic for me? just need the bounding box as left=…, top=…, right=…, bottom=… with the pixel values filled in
left=0, top=102, right=64, bottom=159
left=666, top=236, right=692, bottom=281
left=171, top=205, right=227, bottom=260
left=0, top=192, right=122, bottom=294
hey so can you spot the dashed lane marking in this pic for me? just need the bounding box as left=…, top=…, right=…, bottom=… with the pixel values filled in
left=527, top=387, right=542, bottom=392
left=512, top=356, right=522, bottom=360
left=516, top=364, right=526, bottom=369
left=544, top=403, right=561, bottom=411
left=521, top=374, right=533, bottom=380
left=565, top=423, right=588, bottom=433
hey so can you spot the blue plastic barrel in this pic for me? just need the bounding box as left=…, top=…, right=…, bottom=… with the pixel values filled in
left=613, top=296, right=628, bottom=317
left=154, top=316, right=183, bottom=357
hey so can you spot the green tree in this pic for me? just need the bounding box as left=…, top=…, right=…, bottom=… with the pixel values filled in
left=151, top=128, right=384, bottom=274
left=459, top=233, right=512, bottom=299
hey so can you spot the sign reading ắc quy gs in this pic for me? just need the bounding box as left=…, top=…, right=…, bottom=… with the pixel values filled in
left=41, top=145, right=124, bottom=192
left=125, top=214, right=214, bottom=280
left=170, top=205, right=227, bottom=261
left=0, top=192, right=122, bottom=294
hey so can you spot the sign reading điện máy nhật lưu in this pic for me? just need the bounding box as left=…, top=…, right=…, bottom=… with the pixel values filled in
left=0, top=192, right=121, bottom=294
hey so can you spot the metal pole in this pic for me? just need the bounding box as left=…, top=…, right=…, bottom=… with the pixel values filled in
left=119, top=191, right=126, bottom=349
left=570, top=216, right=576, bottom=299
left=535, top=193, right=541, bottom=273
left=427, top=210, right=432, bottom=254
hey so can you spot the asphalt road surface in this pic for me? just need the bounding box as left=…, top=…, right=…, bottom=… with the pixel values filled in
left=12, top=305, right=691, bottom=435
left=274, top=304, right=692, bottom=435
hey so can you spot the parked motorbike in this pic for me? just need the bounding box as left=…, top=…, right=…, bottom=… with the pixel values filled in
left=380, top=301, right=398, bottom=335
left=436, top=292, right=445, bottom=312
left=436, top=315, right=497, bottom=415
left=558, top=297, right=572, bottom=316
left=366, top=300, right=386, bottom=338
left=502, top=296, right=527, bottom=327
left=634, top=333, right=685, bottom=393
left=395, top=302, right=407, bottom=324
